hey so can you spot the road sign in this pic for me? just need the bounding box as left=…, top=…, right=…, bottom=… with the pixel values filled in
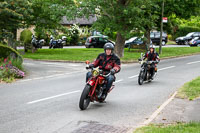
left=163, top=17, right=168, bottom=23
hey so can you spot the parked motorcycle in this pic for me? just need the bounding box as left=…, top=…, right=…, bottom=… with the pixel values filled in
left=79, top=61, right=114, bottom=110
left=31, top=35, right=44, bottom=49
left=138, top=53, right=158, bottom=85
left=49, top=35, right=66, bottom=49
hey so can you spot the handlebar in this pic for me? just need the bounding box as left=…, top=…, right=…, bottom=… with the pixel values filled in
left=86, top=66, right=111, bottom=77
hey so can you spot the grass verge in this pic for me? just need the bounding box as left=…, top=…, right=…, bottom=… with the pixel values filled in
left=176, top=76, right=200, bottom=100
left=134, top=122, right=200, bottom=133
left=20, top=47, right=200, bottom=62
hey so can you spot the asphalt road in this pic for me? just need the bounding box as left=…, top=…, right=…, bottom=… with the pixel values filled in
left=1, top=55, right=200, bottom=133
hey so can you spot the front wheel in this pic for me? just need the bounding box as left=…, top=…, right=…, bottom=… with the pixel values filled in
left=79, top=85, right=91, bottom=110
left=138, top=70, right=145, bottom=85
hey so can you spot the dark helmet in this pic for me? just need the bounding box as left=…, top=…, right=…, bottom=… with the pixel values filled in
left=104, top=43, right=114, bottom=52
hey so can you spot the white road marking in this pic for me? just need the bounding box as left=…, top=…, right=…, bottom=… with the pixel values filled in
left=115, top=79, right=124, bottom=83
left=128, top=75, right=138, bottom=79
left=19, top=71, right=83, bottom=82
left=141, top=91, right=177, bottom=126
left=27, top=90, right=81, bottom=104
left=187, top=61, right=200, bottom=65
left=158, top=66, right=176, bottom=71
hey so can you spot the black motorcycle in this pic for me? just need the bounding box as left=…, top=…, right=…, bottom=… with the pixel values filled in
left=49, top=36, right=66, bottom=49
left=138, top=55, right=158, bottom=85
left=31, top=35, right=44, bottom=49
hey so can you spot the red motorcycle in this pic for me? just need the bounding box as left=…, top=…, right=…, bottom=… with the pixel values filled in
left=79, top=61, right=114, bottom=110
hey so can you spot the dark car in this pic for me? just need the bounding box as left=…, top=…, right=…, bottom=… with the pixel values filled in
left=175, top=32, right=200, bottom=45
left=124, top=37, right=144, bottom=48
left=150, top=32, right=168, bottom=46
left=85, top=36, right=114, bottom=48
left=189, top=37, right=200, bottom=47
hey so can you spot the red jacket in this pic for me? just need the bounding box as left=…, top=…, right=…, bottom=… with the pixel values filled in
left=92, top=53, right=121, bottom=73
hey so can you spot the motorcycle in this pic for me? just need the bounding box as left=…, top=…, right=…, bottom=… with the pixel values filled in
left=31, top=35, right=44, bottom=49
left=49, top=36, right=66, bottom=49
left=79, top=61, right=114, bottom=110
left=138, top=53, right=158, bottom=85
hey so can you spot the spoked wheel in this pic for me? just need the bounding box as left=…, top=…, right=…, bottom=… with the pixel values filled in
left=138, top=70, right=145, bottom=85
left=79, top=85, right=91, bottom=110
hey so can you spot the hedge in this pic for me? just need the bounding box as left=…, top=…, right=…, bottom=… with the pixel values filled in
left=0, top=44, right=23, bottom=64
left=174, top=26, right=200, bottom=40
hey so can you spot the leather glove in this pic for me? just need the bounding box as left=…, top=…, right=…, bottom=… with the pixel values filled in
left=86, top=64, right=94, bottom=69
left=110, top=69, right=116, bottom=75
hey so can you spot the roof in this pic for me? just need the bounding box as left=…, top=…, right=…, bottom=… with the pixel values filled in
left=61, top=16, right=97, bottom=25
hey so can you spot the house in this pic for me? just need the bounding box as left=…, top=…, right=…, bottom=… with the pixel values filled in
left=16, top=16, right=97, bottom=41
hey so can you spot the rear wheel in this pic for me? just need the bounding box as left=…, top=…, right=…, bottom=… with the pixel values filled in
left=90, top=45, right=94, bottom=48
left=79, top=85, right=91, bottom=110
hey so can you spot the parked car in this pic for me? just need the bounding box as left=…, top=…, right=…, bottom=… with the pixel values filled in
left=85, top=36, right=114, bottom=48
left=189, top=37, right=200, bottom=47
left=175, top=32, right=200, bottom=45
left=150, top=32, right=168, bottom=46
left=124, top=37, right=144, bottom=48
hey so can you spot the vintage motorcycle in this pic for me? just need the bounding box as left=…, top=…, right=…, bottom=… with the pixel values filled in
left=138, top=53, right=158, bottom=85
left=49, top=35, right=66, bottom=49
left=31, top=35, right=44, bottom=49
left=79, top=61, right=114, bottom=110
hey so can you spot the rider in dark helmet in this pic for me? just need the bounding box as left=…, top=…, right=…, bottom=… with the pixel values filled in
left=142, top=45, right=160, bottom=79
left=86, top=43, right=121, bottom=99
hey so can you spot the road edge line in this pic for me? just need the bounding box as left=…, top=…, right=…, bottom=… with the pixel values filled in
left=127, top=91, right=177, bottom=133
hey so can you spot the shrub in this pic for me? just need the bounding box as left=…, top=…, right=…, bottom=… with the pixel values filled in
left=173, top=26, right=200, bottom=40
left=168, top=34, right=173, bottom=40
left=0, top=57, right=25, bottom=82
left=0, top=43, right=23, bottom=64
left=20, top=29, right=33, bottom=51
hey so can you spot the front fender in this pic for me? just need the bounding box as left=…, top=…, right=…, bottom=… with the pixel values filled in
left=87, top=79, right=96, bottom=86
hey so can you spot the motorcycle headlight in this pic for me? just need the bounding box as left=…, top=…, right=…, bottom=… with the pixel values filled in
left=92, top=69, right=99, bottom=77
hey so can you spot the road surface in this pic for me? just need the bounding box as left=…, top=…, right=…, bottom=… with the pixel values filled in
left=0, top=55, right=200, bottom=133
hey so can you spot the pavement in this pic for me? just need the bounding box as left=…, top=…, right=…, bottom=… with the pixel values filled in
left=1, top=55, right=200, bottom=133
left=152, top=97, right=200, bottom=125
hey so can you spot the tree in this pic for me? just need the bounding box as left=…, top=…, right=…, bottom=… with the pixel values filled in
left=76, top=0, right=146, bottom=57
left=0, top=0, right=32, bottom=48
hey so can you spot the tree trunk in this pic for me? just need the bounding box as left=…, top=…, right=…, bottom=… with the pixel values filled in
left=144, top=29, right=151, bottom=51
left=114, top=32, right=125, bottom=58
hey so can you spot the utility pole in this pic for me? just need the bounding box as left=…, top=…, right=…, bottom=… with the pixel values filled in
left=159, top=0, right=164, bottom=54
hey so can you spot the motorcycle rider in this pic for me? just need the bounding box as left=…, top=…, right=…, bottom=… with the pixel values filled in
left=86, top=43, right=121, bottom=99
left=142, top=45, right=160, bottom=79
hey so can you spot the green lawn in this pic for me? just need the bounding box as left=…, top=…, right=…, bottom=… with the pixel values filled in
left=134, top=122, right=200, bottom=133
left=177, top=76, right=200, bottom=100
left=20, top=47, right=200, bottom=62
left=166, top=40, right=176, bottom=45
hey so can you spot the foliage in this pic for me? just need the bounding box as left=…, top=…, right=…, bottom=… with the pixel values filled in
left=0, top=43, right=23, bottom=63
left=0, top=57, right=25, bottom=83
left=173, top=26, right=200, bottom=40
left=20, top=29, right=32, bottom=45
left=0, top=0, right=32, bottom=43
left=177, top=76, right=200, bottom=100
left=134, top=122, right=200, bottom=133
